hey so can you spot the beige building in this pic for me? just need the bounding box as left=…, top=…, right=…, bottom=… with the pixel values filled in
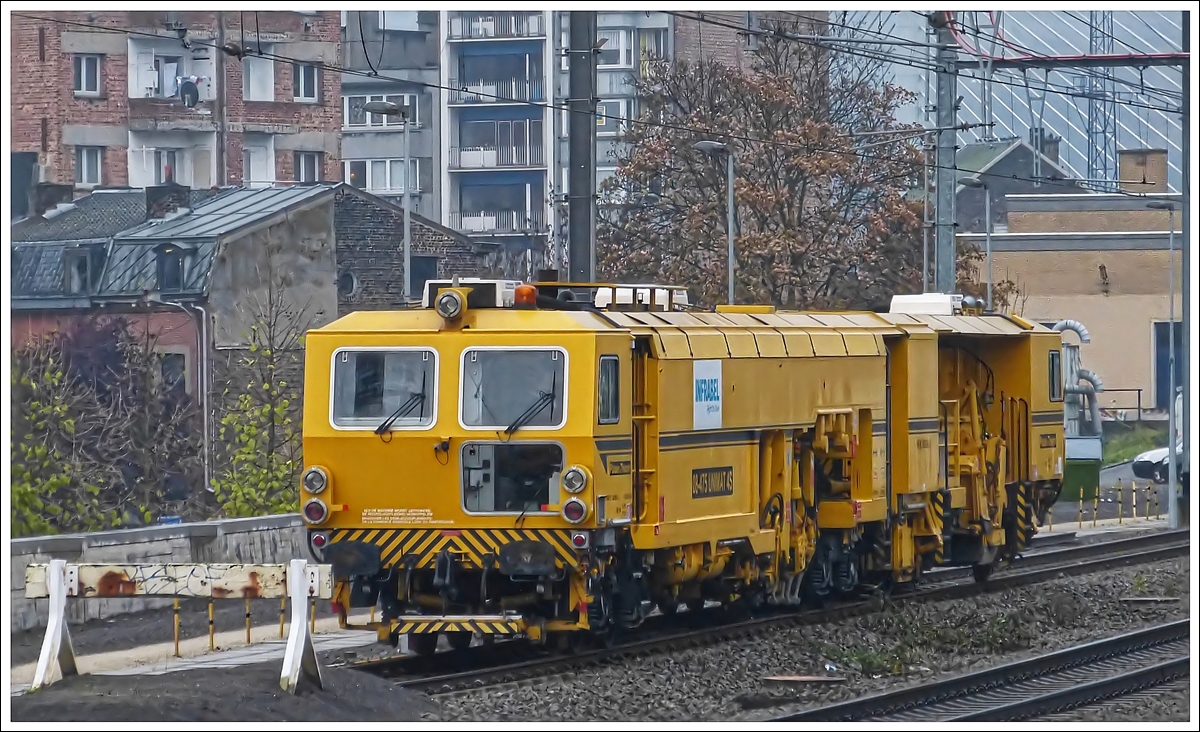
left=960, top=149, right=1182, bottom=418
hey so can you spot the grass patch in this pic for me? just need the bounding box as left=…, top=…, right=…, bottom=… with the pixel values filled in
left=1103, top=424, right=1167, bottom=467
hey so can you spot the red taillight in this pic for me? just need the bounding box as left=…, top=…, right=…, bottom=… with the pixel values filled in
left=563, top=498, right=587, bottom=524
left=571, top=532, right=588, bottom=548
left=311, top=533, right=327, bottom=548
left=304, top=499, right=328, bottom=524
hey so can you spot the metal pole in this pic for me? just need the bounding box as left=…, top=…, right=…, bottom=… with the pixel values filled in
left=567, top=11, right=598, bottom=284
left=1168, top=208, right=1177, bottom=529
left=403, top=115, right=412, bottom=302
left=1180, top=9, right=1190, bottom=529
left=984, top=186, right=993, bottom=310
left=726, top=152, right=735, bottom=305
left=933, top=13, right=959, bottom=294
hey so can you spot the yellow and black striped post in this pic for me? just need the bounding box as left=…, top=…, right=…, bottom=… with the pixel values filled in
left=931, top=489, right=948, bottom=566
left=1092, top=486, right=1099, bottom=528
left=1078, top=487, right=1084, bottom=529
left=310, top=597, right=316, bottom=635
left=1117, top=479, right=1124, bottom=524
left=279, top=597, right=286, bottom=639
left=245, top=597, right=252, bottom=645
left=1014, top=482, right=1033, bottom=552
left=1132, top=480, right=1139, bottom=520
left=208, top=600, right=215, bottom=652
left=173, top=599, right=181, bottom=658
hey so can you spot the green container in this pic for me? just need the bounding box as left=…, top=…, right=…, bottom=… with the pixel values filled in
left=1060, top=459, right=1102, bottom=502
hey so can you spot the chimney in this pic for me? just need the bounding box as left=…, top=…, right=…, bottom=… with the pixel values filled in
left=145, top=182, right=192, bottom=220
left=1029, top=127, right=1061, bottom=165
left=1118, top=149, right=1168, bottom=193
left=28, top=182, right=76, bottom=218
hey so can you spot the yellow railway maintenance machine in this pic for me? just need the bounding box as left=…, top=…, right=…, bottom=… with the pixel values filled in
left=300, top=279, right=1066, bottom=653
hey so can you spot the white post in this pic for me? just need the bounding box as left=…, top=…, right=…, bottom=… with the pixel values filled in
left=726, top=151, right=736, bottom=306
left=31, top=559, right=78, bottom=691
left=1167, top=208, right=1178, bottom=530
left=403, top=113, right=412, bottom=303
left=984, top=186, right=993, bottom=311
left=279, top=558, right=324, bottom=694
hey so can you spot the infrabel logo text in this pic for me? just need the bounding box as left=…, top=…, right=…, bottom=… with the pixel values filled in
left=695, top=378, right=720, bottom=403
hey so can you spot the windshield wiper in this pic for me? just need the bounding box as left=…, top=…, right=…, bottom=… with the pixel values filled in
left=504, top=370, right=558, bottom=436
left=374, top=373, right=427, bottom=435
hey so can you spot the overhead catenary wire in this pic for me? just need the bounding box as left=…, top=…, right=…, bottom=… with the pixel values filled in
left=13, top=12, right=1174, bottom=198
left=668, top=10, right=1181, bottom=114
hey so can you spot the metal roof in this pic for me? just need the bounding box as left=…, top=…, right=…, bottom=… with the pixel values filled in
left=115, top=184, right=339, bottom=243
left=11, top=189, right=217, bottom=243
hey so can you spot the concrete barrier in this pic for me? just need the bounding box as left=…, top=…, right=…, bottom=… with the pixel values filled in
left=10, top=514, right=305, bottom=633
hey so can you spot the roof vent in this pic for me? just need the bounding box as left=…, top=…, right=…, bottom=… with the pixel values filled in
left=889, top=293, right=963, bottom=316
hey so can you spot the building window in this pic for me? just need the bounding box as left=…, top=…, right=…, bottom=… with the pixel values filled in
left=155, top=149, right=178, bottom=184
left=63, top=252, right=90, bottom=295
left=598, top=355, right=619, bottom=424
left=293, top=63, right=318, bottom=102
left=157, top=245, right=185, bottom=292
left=597, top=29, right=633, bottom=68
left=242, top=53, right=275, bottom=102
left=1048, top=350, right=1062, bottom=403
left=337, top=269, right=359, bottom=298
left=158, top=352, right=188, bottom=398
left=153, top=55, right=183, bottom=98
left=343, top=158, right=420, bottom=193
left=596, top=99, right=630, bottom=137
left=639, top=28, right=667, bottom=75
left=343, top=93, right=419, bottom=128
left=1153, top=321, right=1184, bottom=409
left=295, top=152, right=321, bottom=183
left=409, top=256, right=438, bottom=297
left=76, top=146, right=103, bottom=186
left=379, top=11, right=419, bottom=31
left=73, top=54, right=101, bottom=95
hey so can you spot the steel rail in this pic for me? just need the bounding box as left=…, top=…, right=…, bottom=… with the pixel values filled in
left=773, top=619, right=1190, bottom=721
left=349, top=529, right=1188, bottom=694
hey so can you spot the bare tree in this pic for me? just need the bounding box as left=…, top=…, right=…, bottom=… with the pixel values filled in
left=598, top=18, right=1006, bottom=310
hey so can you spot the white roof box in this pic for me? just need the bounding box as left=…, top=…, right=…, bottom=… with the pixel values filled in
left=421, top=278, right=519, bottom=309
left=889, top=293, right=963, bottom=316
left=594, top=285, right=690, bottom=310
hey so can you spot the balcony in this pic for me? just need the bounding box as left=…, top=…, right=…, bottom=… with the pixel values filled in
left=447, top=78, right=544, bottom=105
left=450, top=209, right=548, bottom=235
left=128, top=97, right=217, bottom=133
left=447, top=12, right=546, bottom=40
left=449, top=144, right=545, bottom=170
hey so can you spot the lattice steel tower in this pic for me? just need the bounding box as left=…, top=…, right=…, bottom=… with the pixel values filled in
left=1087, top=11, right=1118, bottom=185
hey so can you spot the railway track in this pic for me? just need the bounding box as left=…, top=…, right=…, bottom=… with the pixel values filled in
left=772, top=619, right=1190, bottom=721
left=351, top=528, right=1188, bottom=695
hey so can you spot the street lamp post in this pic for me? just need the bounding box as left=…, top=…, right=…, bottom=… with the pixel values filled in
left=363, top=100, right=414, bottom=302
left=1147, top=200, right=1179, bottom=529
left=958, top=177, right=993, bottom=310
left=693, top=140, right=736, bottom=305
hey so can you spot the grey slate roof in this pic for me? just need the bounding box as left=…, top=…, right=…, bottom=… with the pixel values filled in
left=102, top=184, right=342, bottom=296
left=117, top=184, right=339, bottom=242
left=12, top=242, right=70, bottom=296
left=11, top=189, right=217, bottom=243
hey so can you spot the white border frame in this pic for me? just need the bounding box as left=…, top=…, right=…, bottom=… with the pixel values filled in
left=328, top=346, right=440, bottom=432
left=459, top=439, right=566, bottom=516
left=458, top=345, right=570, bottom=431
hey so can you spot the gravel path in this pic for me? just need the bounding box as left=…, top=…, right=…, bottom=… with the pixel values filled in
left=438, top=557, right=1190, bottom=722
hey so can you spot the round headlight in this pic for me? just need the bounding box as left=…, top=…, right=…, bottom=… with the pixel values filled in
left=562, top=498, right=588, bottom=525
left=303, top=466, right=328, bottom=494
left=562, top=466, right=588, bottom=494
left=435, top=290, right=463, bottom=319
left=303, top=499, right=329, bottom=524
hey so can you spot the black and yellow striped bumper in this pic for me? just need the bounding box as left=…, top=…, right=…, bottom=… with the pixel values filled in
left=395, top=615, right=525, bottom=635
left=326, top=528, right=580, bottom=570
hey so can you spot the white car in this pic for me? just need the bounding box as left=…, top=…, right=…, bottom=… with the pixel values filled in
left=1132, top=443, right=1182, bottom=484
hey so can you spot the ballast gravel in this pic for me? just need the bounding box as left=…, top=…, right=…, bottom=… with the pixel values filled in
left=438, top=556, right=1190, bottom=722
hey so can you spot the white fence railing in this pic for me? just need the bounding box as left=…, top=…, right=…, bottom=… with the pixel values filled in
left=25, top=558, right=333, bottom=694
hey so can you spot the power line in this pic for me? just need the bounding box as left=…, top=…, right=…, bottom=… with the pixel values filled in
left=14, top=12, right=1165, bottom=198
left=669, top=10, right=1181, bottom=113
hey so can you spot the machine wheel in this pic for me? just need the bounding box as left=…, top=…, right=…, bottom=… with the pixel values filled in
left=408, top=632, right=439, bottom=657
left=445, top=631, right=472, bottom=651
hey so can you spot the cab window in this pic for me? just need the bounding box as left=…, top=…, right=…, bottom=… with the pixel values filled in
left=331, top=348, right=437, bottom=429
left=461, top=348, right=567, bottom=429
left=1048, top=350, right=1062, bottom=402
left=598, top=356, right=619, bottom=424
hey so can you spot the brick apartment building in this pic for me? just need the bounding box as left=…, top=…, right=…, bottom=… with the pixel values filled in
left=10, top=10, right=341, bottom=210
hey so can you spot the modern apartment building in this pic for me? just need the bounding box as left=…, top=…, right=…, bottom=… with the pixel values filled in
left=340, top=11, right=676, bottom=271
left=10, top=10, right=342, bottom=207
